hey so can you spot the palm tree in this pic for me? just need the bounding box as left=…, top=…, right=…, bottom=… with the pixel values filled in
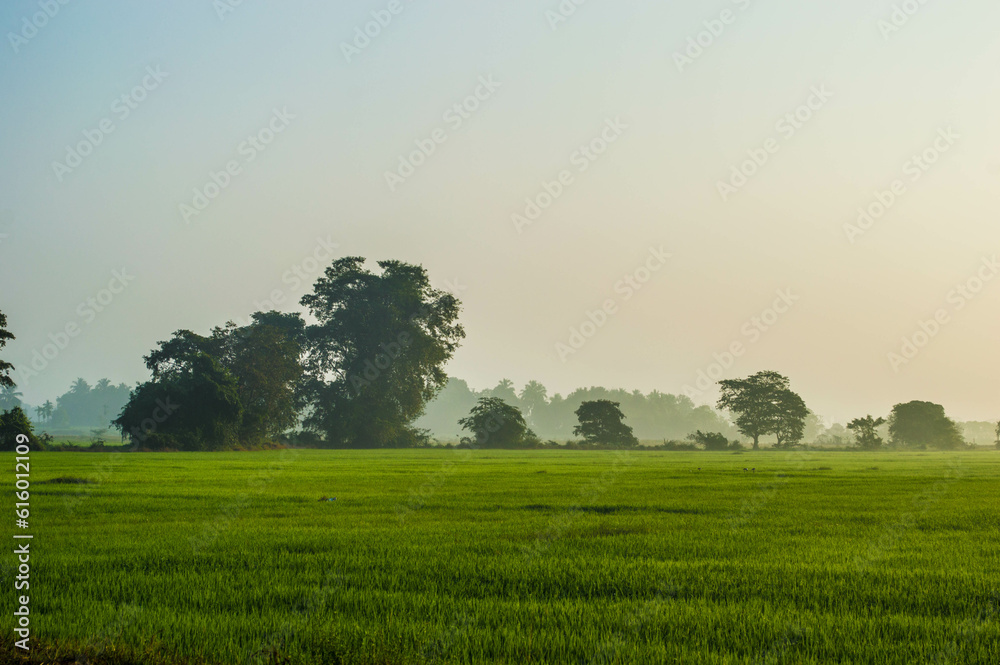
left=489, top=378, right=519, bottom=404
left=70, top=378, right=91, bottom=395
left=0, top=385, right=23, bottom=411
left=519, top=380, right=549, bottom=424
left=39, top=400, right=54, bottom=422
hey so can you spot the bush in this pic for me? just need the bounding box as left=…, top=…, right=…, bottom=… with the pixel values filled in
left=0, top=407, right=44, bottom=451
left=687, top=430, right=730, bottom=451
left=652, top=440, right=698, bottom=451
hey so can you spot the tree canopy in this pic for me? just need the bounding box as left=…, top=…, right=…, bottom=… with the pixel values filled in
left=114, top=312, right=303, bottom=449
left=458, top=397, right=537, bottom=448
left=114, top=352, right=241, bottom=450
left=888, top=401, right=965, bottom=450
left=847, top=415, right=886, bottom=450
left=717, top=371, right=808, bottom=449
left=299, top=258, right=464, bottom=448
left=573, top=400, right=638, bottom=447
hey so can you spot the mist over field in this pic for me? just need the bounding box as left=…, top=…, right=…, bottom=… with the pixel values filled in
left=2, top=2, right=1000, bottom=664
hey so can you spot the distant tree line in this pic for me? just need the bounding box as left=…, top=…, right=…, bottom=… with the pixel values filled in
left=0, top=257, right=996, bottom=453
left=415, top=378, right=738, bottom=442
left=454, top=396, right=640, bottom=449
left=26, top=378, right=131, bottom=429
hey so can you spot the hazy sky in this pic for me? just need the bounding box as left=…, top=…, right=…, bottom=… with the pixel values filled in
left=1, top=1, right=999, bottom=424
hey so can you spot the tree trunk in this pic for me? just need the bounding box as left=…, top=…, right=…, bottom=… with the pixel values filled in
left=752, top=435, right=760, bottom=450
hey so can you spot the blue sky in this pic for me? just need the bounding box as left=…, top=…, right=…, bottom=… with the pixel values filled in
left=2, top=0, right=999, bottom=423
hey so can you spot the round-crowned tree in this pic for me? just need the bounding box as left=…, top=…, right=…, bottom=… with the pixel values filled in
left=458, top=397, right=537, bottom=448
left=573, top=400, right=638, bottom=447
left=300, top=258, right=464, bottom=448
left=888, top=401, right=965, bottom=450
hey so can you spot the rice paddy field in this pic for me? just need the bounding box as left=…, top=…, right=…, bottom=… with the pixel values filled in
left=6, top=449, right=1000, bottom=664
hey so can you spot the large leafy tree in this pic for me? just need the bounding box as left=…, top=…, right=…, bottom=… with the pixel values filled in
left=300, top=258, right=464, bottom=448
left=573, top=400, right=638, bottom=447
left=138, top=312, right=304, bottom=446
left=458, top=397, right=536, bottom=448
left=0, top=310, right=15, bottom=390
left=224, top=314, right=305, bottom=442
left=114, top=353, right=241, bottom=451
left=888, top=401, right=965, bottom=450
left=717, top=371, right=807, bottom=450
left=847, top=415, right=886, bottom=450
left=772, top=391, right=809, bottom=448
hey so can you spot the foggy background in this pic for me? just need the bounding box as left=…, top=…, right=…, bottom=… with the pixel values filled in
left=1, top=0, right=998, bottom=424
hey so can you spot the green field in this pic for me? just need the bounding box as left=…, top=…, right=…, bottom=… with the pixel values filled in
left=9, top=450, right=1000, bottom=664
